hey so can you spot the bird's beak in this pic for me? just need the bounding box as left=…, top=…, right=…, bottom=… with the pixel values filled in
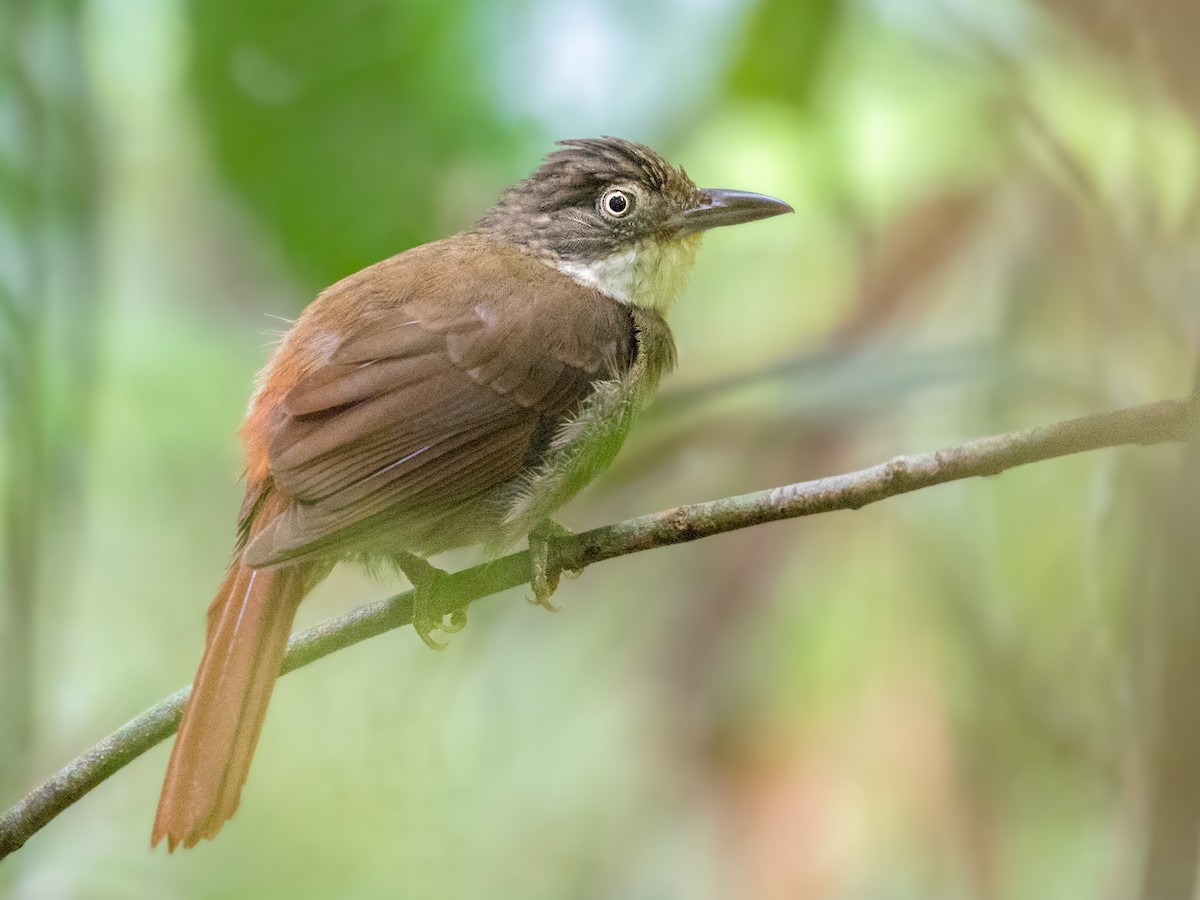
left=670, top=189, right=794, bottom=235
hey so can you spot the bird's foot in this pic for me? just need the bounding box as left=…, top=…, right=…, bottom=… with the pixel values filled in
left=395, top=553, right=466, bottom=651
left=527, top=520, right=582, bottom=612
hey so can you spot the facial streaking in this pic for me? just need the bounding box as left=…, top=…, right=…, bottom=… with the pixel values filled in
left=473, top=136, right=792, bottom=312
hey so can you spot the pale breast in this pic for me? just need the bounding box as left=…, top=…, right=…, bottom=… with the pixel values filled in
left=490, top=306, right=677, bottom=553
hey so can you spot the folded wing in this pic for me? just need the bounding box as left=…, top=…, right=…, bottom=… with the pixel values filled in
left=243, top=238, right=635, bottom=566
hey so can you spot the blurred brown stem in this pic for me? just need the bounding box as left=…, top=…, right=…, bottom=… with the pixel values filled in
left=2, top=393, right=1198, bottom=860
left=1138, top=436, right=1200, bottom=900
left=1134, top=353, right=1200, bottom=900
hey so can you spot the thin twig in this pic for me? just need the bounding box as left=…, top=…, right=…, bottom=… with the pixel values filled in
left=2, top=394, right=1197, bottom=860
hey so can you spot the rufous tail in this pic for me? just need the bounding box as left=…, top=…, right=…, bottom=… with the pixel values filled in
left=152, top=550, right=315, bottom=850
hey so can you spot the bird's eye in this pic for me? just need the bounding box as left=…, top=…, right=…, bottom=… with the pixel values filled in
left=601, top=189, right=633, bottom=218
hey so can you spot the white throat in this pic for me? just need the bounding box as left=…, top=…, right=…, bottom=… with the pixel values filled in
left=553, top=236, right=701, bottom=312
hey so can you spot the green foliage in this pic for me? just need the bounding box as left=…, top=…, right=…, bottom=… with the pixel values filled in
left=185, top=0, right=522, bottom=290
left=727, top=0, right=844, bottom=106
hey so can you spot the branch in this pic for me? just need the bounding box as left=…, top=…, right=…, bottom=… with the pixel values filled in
left=2, top=394, right=1197, bottom=859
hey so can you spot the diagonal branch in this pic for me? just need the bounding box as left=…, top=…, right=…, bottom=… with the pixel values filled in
left=2, top=394, right=1198, bottom=860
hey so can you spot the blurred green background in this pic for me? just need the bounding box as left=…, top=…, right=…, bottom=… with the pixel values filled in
left=4, top=0, right=1200, bottom=897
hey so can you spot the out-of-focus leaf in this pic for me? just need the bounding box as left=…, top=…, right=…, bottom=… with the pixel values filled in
left=185, top=0, right=521, bottom=292
left=727, top=0, right=844, bottom=107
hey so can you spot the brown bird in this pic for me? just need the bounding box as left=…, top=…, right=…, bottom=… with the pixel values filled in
left=152, top=137, right=792, bottom=849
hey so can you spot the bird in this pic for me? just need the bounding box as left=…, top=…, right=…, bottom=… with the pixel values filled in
left=152, top=136, right=792, bottom=849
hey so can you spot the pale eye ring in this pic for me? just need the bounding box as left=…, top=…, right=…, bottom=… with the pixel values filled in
left=601, top=188, right=634, bottom=218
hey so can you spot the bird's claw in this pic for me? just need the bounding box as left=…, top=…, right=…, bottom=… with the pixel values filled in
left=397, top=553, right=466, bottom=651
left=527, top=520, right=581, bottom=612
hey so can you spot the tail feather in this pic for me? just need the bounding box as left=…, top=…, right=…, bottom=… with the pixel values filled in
left=152, top=558, right=313, bottom=850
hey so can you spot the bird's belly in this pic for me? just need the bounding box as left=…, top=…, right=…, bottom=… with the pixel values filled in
left=488, top=377, right=638, bottom=553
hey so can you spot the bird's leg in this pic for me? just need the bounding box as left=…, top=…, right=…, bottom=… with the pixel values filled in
left=394, top=552, right=467, bottom=651
left=527, top=519, right=583, bottom=612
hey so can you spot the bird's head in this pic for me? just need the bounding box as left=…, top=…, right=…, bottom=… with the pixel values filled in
left=474, top=136, right=792, bottom=311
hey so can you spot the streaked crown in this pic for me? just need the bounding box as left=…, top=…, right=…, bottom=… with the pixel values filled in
left=474, top=137, right=702, bottom=264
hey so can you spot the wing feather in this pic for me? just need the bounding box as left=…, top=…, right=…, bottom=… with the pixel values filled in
left=241, top=236, right=635, bottom=567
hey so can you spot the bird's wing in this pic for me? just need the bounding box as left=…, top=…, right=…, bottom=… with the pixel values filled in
left=241, top=237, right=635, bottom=567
